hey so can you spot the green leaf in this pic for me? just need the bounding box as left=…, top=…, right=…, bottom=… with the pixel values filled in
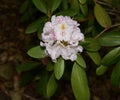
left=85, top=19, right=95, bottom=34
left=51, top=0, right=62, bottom=12
left=20, top=8, right=36, bottom=22
left=111, top=0, right=120, bottom=9
left=74, top=13, right=86, bottom=22
left=94, top=3, right=112, bottom=28
left=79, top=40, right=90, bottom=46
left=76, top=54, right=86, bottom=68
left=37, top=17, right=47, bottom=38
left=16, top=62, right=40, bottom=72
left=54, top=57, right=65, bottom=80
left=37, top=71, right=49, bottom=97
left=111, top=60, right=120, bottom=86
left=19, top=0, right=29, bottom=14
left=71, top=63, right=90, bottom=100
left=61, top=0, right=68, bottom=10
left=79, top=0, right=86, bottom=4
left=101, top=47, right=120, bottom=66
left=25, top=17, right=47, bottom=34
left=56, top=9, right=78, bottom=17
left=96, top=65, right=108, bottom=75
left=79, top=3, right=88, bottom=16
left=46, top=61, right=54, bottom=71
left=27, top=46, right=46, bottom=59
left=70, top=0, right=80, bottom=13
left=20, top=70, right=37, bottom=87
left=87, top=52, right=101, bottom=65
left=32, top=0, right=47, bottom=14
left=25, top=19, right=41, bottom=34
left=46, top=74, right=58, bottom=98
left=98, top=30, right=120, bottom=46
left=84, top=38, right=101, bottom=52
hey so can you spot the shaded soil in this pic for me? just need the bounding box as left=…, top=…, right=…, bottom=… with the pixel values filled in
left=0, top=0, right=120, bottom=100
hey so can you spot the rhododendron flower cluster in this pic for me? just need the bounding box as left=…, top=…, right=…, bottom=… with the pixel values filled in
left=40, top=15, right=84, bottom=61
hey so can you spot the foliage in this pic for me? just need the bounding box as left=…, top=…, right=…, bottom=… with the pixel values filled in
left=18, top=0, right=120, bottom=99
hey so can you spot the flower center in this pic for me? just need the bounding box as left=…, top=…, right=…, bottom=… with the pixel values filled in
left=61, top=23, right=66, bottom=30
left=61, top=40, right=69, bottom=46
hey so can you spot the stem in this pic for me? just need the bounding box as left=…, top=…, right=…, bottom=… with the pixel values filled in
left=10, top=91, right=22, bottom=100
left=96, top=1, right=113, bottom=8
left=76, top=16, right=94, bottom=22
left=93, top=0, right=97, bottom=3
left=94, top=23, right=120, bottom=39
left=23, top=94, right=38, bottom=100
left=10, top=75, right=23, bottom=100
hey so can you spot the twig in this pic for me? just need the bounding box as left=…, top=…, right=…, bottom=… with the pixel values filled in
left=96, top=0, right=120, bottom=14
left=94, top=23, right=120, bottom=39
left=23, top=94, right=38, bottom=100
left=96, top=0, right=113, bottom=8
left=106, top=8, right=120, bottom=15
left=76, top=16, right=94, bottom=22
left=93, top=0, right=97, bottom=3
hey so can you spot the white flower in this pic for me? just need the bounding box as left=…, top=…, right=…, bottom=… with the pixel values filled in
left=40, top=15, right=84, bottom=61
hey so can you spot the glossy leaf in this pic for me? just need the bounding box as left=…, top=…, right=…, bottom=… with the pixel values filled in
left=84, top=38, right=101, bottom=52
left=111, top=0, right=120, bottom=9
left=37, top=18, right=47, bottom=38
left=20, top=70, right=37, bottom=87
left=46, top=74, right=58, bottom=98
left=87, top=52, right=101, bottom=65
left=51, top=0, right=62, bottom=12
left=46, top=61, right=54, bottom=71
left=94, top=3, right=112, bottom=28
left=20, top=0, right=29, bottom=14
left=76, top=54, right=86, bottom=68
left=20, top=10, right=34, bottom=22
left=37, top=71, right=49, bottom=97
left=85, top=19, right=95, bottom=34
left=111, top=60, right=120, bottom=85
left=32, top=0, right=47, bottom=14
left=25, top=17, right=47, bottom=34
left=96, top=65, right=108, bottom=75
left=101, top=47, right=120, bottom=66
left=79, top=0, right=86, bottom=4
left=74, top=13, right=86, bottom=22
left=25, top=19, right=41, bottom=34
left=79, top=3, right=88, bottom=16
left=27, top=46, right=46, bottom=59
left=98, top=30, right=120, bottom=46
left=70, top=0, right=79, bottom=13
left=16, top=62, right=40, bottom=72
left=71, top=63, right=90, bottom=100
left=54, top=57, right=65, bottom=80
left=61, top=0, right=68, bottom=10
left=56, top=9, right=78, bottom=17
left=79, top=40, right=90, bottom=46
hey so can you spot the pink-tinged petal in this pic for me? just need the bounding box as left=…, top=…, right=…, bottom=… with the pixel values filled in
left=40, top=15, right=84, bottom=61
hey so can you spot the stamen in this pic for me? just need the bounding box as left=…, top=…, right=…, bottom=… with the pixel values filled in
left=61, top=24, right=66, bottom=30
left=61, top=40, right=69, bottom=46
